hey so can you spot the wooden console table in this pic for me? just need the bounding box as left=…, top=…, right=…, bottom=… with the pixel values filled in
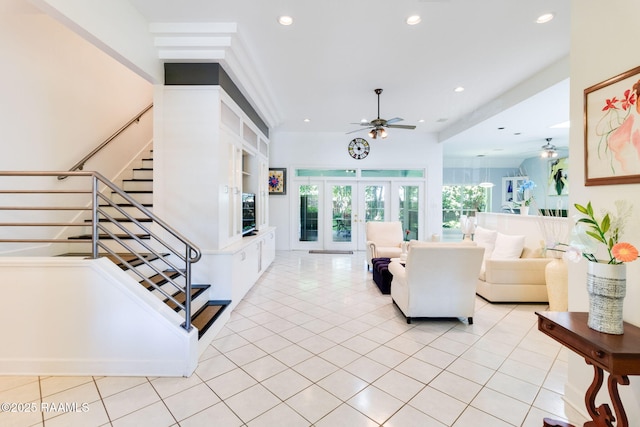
left=536, top=311, right=640, bottom=427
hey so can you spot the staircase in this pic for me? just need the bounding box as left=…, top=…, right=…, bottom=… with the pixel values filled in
left=66, top=150, right=230, bottom=340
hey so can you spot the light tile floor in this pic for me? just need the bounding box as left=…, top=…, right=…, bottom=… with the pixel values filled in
left=0, top=251, right=588, bottom=427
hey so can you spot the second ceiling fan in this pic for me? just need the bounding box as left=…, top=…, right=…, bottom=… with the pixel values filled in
left=347, top=88, right=416, bottom=139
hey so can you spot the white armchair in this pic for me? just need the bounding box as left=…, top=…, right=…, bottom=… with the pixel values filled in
left=365, top=221, right=404, bottom=269
left=388, top=244, right=485, bottom=324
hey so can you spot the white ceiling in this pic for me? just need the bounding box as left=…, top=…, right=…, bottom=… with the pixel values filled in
left=128, top=0, right=571, bottom=167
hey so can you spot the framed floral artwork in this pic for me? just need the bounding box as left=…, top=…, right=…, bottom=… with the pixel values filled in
left=548, top=157, right=569, bottom=196
left=584, top=65, right=640, bottom=185
left=268, top=168, right=286, bottom=195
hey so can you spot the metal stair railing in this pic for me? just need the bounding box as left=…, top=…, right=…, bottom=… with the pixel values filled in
left=0, top=170, right=201, bottom=332
left=58, top=104, right=153, bottom=180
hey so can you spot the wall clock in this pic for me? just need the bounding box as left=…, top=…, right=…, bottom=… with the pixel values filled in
left=348, top=138, right=370, bottom=159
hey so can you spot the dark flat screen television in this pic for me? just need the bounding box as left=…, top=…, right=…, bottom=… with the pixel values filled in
left=242, top=193, right=257, bottom=236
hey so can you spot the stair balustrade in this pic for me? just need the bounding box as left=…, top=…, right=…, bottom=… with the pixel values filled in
left=0, top=170, right=201, bottom=331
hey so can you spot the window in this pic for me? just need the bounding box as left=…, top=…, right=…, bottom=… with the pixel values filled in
left=442, top=185, right=490, bottom=240
left=399, top=185, right=419, bottom=241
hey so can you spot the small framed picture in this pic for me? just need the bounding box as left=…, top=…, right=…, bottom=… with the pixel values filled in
left=268, top=168, right=287, bottom=195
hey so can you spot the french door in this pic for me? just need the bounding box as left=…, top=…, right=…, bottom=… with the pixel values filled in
left=293, top=180, right=421, bottom=251
left=294, top=181, right=360, bottom=251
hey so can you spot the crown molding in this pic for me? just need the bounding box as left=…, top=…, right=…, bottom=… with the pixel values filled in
left=149, top=22, right=281, bottom=130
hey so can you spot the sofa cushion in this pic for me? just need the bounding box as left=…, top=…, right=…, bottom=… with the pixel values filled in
left=474, top=226, right=498, bottom=260
left=491, top=232, right=525, bottom=259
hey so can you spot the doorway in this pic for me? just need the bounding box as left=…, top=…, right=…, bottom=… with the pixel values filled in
left=292, top=179, right=422, bottom=251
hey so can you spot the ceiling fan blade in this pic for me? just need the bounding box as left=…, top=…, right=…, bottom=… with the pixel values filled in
left=387, top=124, right=416, bottom=130
left=385, top=117, right=404, bottom=124
left=345, top=127, right=371, bottom=134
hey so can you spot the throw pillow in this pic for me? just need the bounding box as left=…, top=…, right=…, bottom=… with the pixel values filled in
left=491, top=232, right=525, bottom=259
left=474, top=226, right=498, bottom=259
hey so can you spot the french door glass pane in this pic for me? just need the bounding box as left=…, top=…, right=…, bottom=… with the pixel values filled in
left=365, top=185, right=385, bottom=221
left=332, top=185, right=352, bottom=242
left=299, top=185, right=318, bottom=242
left=399, top=185, right=419, bottom=241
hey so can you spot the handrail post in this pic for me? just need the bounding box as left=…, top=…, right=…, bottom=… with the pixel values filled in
left=91, top=175, right=99, bottom=259
left=183, top=245, right=193, bottom=331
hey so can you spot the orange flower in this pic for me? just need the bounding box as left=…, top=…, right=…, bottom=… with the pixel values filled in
left=612, top=242, right=639, bottom=263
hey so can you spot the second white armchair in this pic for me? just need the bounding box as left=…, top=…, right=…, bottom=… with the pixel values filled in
left=365, top=221, right=404, bottom=269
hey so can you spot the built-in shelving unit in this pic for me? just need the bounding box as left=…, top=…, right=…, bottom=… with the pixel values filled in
left=502, top=176, right=528, bottom=207
left=158, top=63, right=274, bottom=347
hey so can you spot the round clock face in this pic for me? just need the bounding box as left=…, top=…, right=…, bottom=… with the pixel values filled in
left=348, top=138, right=370, bottom=159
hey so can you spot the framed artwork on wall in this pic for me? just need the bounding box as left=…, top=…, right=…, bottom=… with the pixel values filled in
left=268, top=168, right=287, bottom=195
left=584, top=65, right=640, bottom=185
left=548, top=157, right=569, bottom=196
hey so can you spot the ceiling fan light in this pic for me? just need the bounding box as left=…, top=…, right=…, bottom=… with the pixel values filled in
left=379, top=129, right=388, bottom=138
left=278, top=15, right=293, bottom=26
left=540, top=138, right=558, bottom=158
left=368, top=129, right=376, bottom=138
left=406, top=15, right=421, bottom=25
left=536, top=13, right=554, bottom=24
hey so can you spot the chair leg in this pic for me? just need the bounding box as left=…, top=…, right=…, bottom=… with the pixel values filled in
left=468, top=317, right=473, bottom=325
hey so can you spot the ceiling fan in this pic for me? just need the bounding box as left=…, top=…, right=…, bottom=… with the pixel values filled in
left=347, top=88, right=416, bottom=139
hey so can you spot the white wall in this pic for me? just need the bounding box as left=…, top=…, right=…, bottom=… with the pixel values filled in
left=29, top=0, right=160, bottom=82
left=0, top=257, right=197, bottom=376
left=0, top=0, right=152, bottom=171
left=269, top=130, right=443, bottom=250
left=0, top=1, right=153, bottom=254
left=567, top=0, right=640, bottom=420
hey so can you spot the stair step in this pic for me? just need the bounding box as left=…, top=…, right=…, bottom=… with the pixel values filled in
left=191, top=300, right=231, bottom=339
left=164, top=284, right=209, bottom=312
left=87, top=218, right=153, bottom=223
left=103, top=253, right=164, bottom=270
left=98, top=204, right=153, bottom=216
left=122, top=179, right=153, bottom=192
left=68, top=233, right=150, bottom=240
left=142, top=269, right=183, bottom=290
left=111, top=191, right=153, bottom=205
left=84, top=217, right=152, bottom=235
left=132, top=168, right=153, bottom=180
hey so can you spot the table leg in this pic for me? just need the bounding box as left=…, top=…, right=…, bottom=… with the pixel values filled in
left=541, top=360, right=633, bottom=427
left=583, top=361, right=616, bottom=427
left=608, top=374, right=630, bottom=427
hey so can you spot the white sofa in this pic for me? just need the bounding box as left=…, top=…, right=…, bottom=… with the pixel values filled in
left=388, top=243, right=485, bottom=324
left=365, top=221, right=403, bottom=269
left=473, top=226, right=552, bottom=303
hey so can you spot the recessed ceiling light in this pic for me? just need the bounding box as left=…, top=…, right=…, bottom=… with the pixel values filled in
left=454, top=86, right=465, bottom=93
left=536, top=13, right=554, bottom=24
left=550, top=120, right=570, bottom=128
left=303, top=118, right=310, bottom=122
left=406, top=15, right=421, bottom=25
left=278, top=15, right=293, bottom=26
left=436, top=118, right=448, bottom=123
left=418, top=119, right=425, bottom=123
